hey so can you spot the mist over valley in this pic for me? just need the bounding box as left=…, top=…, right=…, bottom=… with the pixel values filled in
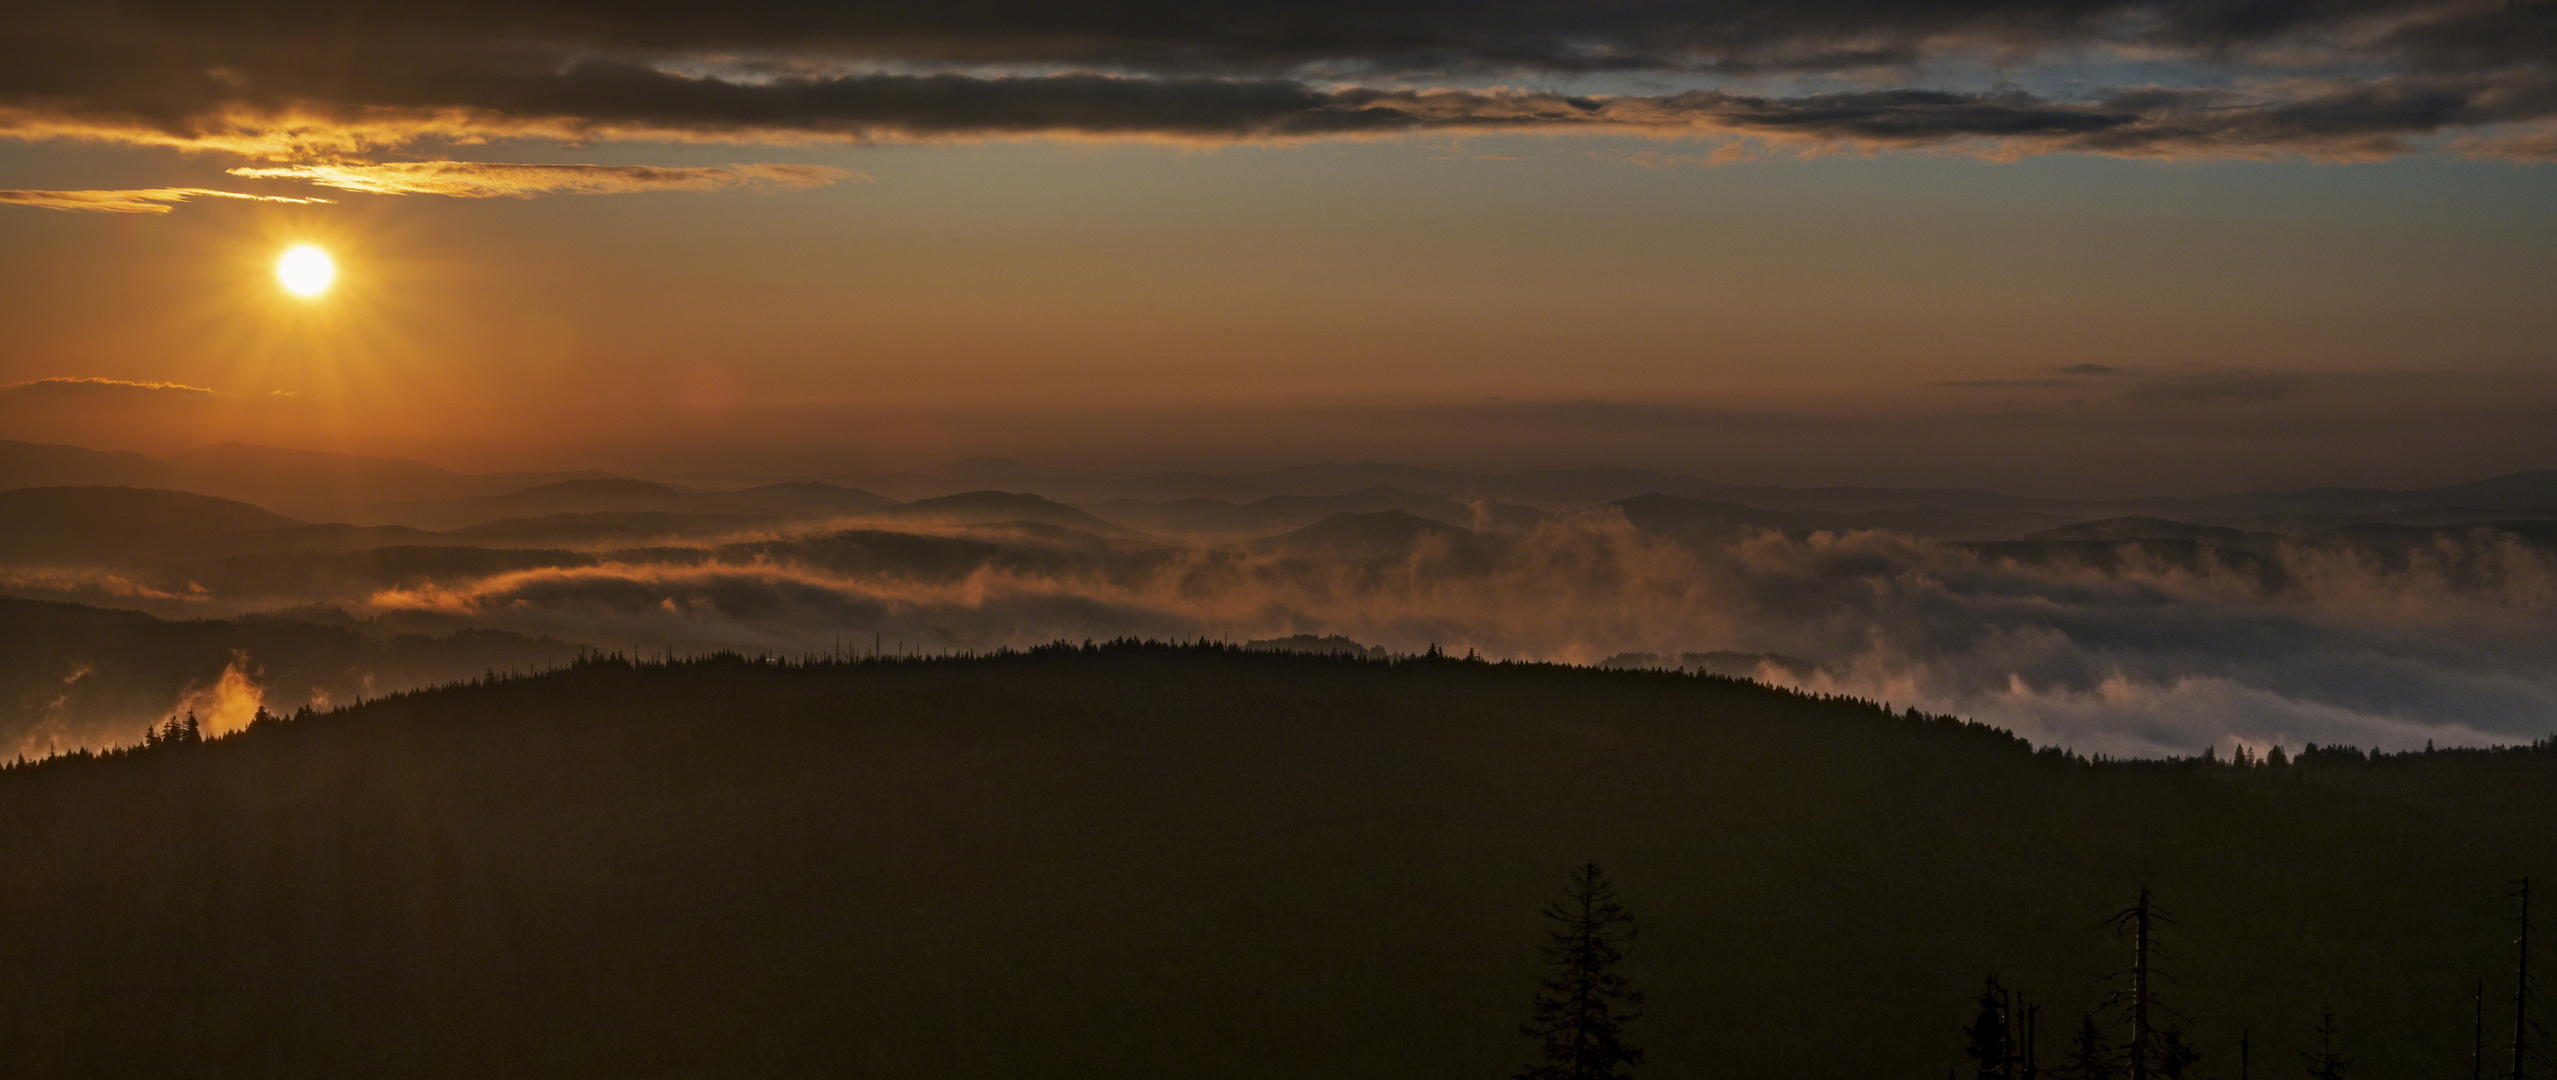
left=6, top=438, right=2551, bottom=761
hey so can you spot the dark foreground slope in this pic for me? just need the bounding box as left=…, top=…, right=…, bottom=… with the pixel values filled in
left=0, top=646, right=2550, bottom=1078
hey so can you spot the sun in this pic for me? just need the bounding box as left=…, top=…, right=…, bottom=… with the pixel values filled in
left=275, top=244, right=336, bottom=297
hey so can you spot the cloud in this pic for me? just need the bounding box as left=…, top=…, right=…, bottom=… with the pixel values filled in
left=0, top=0, right=2517, bottom=88
left=0, top=0, right=2554, bottom=162
left=1, top=377, right=215, bottom=397
left=1590, top=144, right=1766, bottom=168
left=174, top=651, right=266, bottom=738
left=2452, top=125, right=2557, bottom=161
left=326, top=513, right=2557, bottom=758
left=1935, top=364, right=2128, bottom=390
left=2123, top=372, right=2307, bottom=406
left=1426, top=398, right=1796, bottom=430
left=226, top=160, right=859, bottom=198
left=0, top=187, right=331, bottom=214
left=1935, top=379, right=2077, bottom=390
left=0, top=568, right=209, bottom=604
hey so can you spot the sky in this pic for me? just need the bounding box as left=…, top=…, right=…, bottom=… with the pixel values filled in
left=2, top=0, right=2554, bottom=495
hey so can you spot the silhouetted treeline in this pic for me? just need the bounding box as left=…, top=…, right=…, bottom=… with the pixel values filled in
left=23, top=632, right=2557, bottom=778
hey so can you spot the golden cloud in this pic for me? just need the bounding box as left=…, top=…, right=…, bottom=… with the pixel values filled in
left=0, top=186, right=332, bottom=214
left=226, top=160, right=862, bottom=198
left=1, top=377, right=217, bottom=396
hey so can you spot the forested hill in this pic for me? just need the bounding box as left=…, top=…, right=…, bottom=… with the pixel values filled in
left=1, top=644, right=2550, bottom=1078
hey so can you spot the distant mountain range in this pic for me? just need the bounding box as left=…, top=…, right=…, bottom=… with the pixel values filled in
left=0, top=486, right=301, bottom=561
left=1246, top=510, right=1487, bottom=560
left=4, top=438, right=2552, bottom=549
left=1087, top=486, right=1551, bottom=541
left=0, top=486, right=1138, bottom=571
left=363, top=478, right=758, bottom=529
left=1611, top=492, right=2073, bottom=542
left=882, top=491, right=1155, bottom=540
left=801, top=457, right=2557, bottom=533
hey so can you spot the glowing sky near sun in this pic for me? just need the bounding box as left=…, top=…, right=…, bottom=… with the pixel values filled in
left=0, top=0, right=2549, bottom=492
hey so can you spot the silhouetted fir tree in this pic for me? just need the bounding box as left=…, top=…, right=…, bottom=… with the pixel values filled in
left=2055, top=1015, right=2126, bottom=1080
left=139, top=712, right=206, bottom=751
left=2303, top=1009, right=2350, bottom=1080
left=1967, top=976, right=2017, bottom=1080
left=1518, top=861, right=1642, bottom=1080
left=2147, top=1029, right=2200, bottom=1080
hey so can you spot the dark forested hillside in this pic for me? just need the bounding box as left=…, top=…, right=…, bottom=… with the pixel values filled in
left=0, top=645, right=2549, bottom=1078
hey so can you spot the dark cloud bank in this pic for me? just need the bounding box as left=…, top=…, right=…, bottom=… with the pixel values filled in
left=4, top=0, right=2556, bottom=197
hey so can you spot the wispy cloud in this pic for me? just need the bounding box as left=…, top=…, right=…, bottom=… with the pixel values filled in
left=227, top=161, right=860, bottom=199
left=1931, top=367, right=2303, bottom=402
left=1425, top=398, right=1797, bottom=430
left=2123, top=372, right=2307, bottom=406
left=2452, top=125, right=2557, bottom=161
left=1591, top=144, right=1768, bottom=169
left=1, top=376, right=215, bottom=396
left=0, top=187, right=331, bottom=214
left=1935, top=378, right=2078, bottom=390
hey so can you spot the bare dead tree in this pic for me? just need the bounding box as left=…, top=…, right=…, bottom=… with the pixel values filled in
left=2105, top=886, right=2197, bottom=1080
left=2515, top=877, right=2543, bottom=1080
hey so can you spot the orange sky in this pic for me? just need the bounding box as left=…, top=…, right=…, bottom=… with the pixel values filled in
left=2, top=0, right=2553, bottom=494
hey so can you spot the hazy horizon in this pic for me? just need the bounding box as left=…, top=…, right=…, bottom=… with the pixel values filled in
left=8, top=426, right=2554, bottom=504
left=5, top=431, right=2552, bottom=763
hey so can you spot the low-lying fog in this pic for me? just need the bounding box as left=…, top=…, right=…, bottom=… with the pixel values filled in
left=7, top=484, right=2550, bottom=761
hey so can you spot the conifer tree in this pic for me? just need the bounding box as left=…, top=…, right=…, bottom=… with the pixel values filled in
left=1518, top=861, right=1642, bottom=1080
left=2303, top=1009, right=2350, bottom=1080
left=2055, top=1015, right=2125, bottom=1080
left=1967, top=976, right=2017, bottom=1080
left=2148, top=1029, right=2200, bottom=1080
